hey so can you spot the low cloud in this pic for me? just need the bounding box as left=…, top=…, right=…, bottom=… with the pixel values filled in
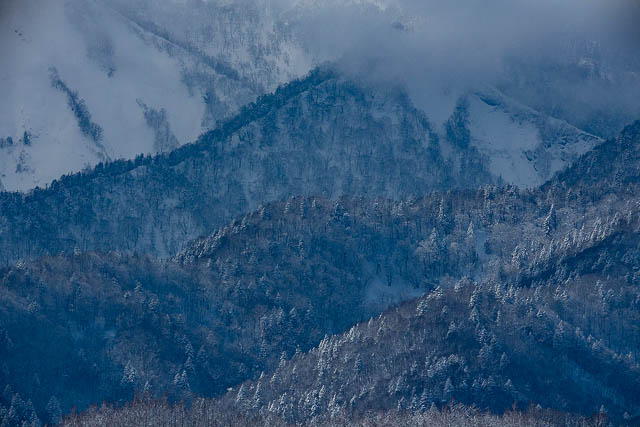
left=2, top=0, right=639, bottom=136
left=288, top=0, right=640, bottom=133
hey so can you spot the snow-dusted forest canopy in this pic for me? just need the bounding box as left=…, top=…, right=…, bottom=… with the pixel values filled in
left=1, top=0, right=640, bottom=426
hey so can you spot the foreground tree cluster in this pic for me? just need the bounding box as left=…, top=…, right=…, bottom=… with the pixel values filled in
left=62, top=399, right=608, bottom=427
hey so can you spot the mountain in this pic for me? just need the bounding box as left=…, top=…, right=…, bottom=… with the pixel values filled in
left=223, top=234, right=640, bottom=421
left=1, top=122, right=639, bottom=424
left=0, top=67, right=475, bottom=266
left=464, top=88, right=600, bottom=187
left=2, top=0, right=624, bottom=193
left=2, top=1, right=639, bottom=426
left=498, top=37, right=640, bottom=139
left=0, top=64, right=606, bottom=267
left=205, top=125, right=640, bottom=423
left=0, top=190, right=503, bottom=424
left=543, top=120, right=640, bottom=200
left=105, top=0, right=313, bottom=91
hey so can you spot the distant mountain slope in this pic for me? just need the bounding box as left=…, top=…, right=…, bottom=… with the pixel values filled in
left=2, top=0, right=634, bottom=193
left=498, top=42, right=640, bottom=139
left=466, top=88, right=601, bottom=187
left=0, top=67, right=490, bottom=266
left=0, top=64, right=609, bottom=267
left=105, top=0, right=312, bottom=93
left=544, top=120, right=640, bottom=199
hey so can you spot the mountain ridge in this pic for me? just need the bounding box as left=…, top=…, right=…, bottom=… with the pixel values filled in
left=0, top=66, right=478, bottom=266
left=1, top=119, right=640, bottom=424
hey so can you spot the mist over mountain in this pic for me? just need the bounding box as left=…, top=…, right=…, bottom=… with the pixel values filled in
left=1, top=0, right=637, bottom=191
left=1, top=1, right=640, bottom=426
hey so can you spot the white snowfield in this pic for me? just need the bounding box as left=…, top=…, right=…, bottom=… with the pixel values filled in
left=0, top=0, right=306, bottom=191
left=0, top=1, right=206, bottom=190
left=466, top=88, right=601, bottom=188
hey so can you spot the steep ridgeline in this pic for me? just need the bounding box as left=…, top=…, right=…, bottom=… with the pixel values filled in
left=0, top=67, right=494, bottom=266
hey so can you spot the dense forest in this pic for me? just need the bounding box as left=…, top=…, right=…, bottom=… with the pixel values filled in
left=0, top=121, right=639, bottom=425
left=3, top=0, right=640, bottom=425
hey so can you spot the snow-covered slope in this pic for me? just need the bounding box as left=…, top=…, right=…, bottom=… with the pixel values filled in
left=0, top=0, right=263, bottom=191
left=465, top=88, right=601, bottom=187
left=107, top=0, right=314, bottom=91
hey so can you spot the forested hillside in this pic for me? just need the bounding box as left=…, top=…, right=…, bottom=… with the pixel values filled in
left=0, top=67, right=489, bottom=266
left=1, top=122, right=639, bottom=424
left=2, top=1, right=640, bottom=426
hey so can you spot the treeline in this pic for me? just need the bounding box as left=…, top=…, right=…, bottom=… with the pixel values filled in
left=61, top=398, right=608, bottom=427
